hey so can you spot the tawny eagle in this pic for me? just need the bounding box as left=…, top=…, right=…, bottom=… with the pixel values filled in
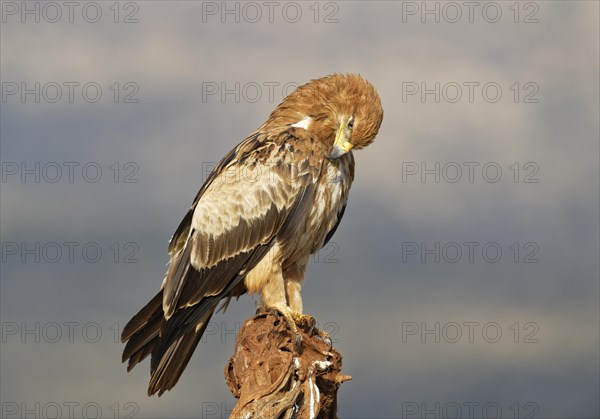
left=121, top=73, right=383, bottom=396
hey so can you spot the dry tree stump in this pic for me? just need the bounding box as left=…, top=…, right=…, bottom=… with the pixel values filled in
left=225, top=311, right=351, bottom=418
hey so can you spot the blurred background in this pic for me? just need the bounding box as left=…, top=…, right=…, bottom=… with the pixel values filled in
left=1, top=1, right=598, bottom=418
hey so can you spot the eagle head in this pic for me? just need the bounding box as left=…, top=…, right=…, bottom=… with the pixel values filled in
left=266, top=73, right=384, bottom=159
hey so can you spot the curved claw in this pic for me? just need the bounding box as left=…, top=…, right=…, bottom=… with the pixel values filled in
left=265, top=306, right=303, bottom=352
left=292, top=312, right=316, bottom=332
left=284, top=311, right=304, bottom=353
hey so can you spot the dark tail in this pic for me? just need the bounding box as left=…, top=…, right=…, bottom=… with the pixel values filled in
left=121, top=290, right=217, bottom=396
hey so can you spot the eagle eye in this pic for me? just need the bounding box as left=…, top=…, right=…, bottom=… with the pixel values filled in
left=347, top=117, right=354, bottom=129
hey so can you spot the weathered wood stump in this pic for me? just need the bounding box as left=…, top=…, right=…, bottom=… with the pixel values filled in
left=225, top=311, right=350, bottom=418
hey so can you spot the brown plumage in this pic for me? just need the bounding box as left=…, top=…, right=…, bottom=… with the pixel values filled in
left=121, top=73, right=384, bottom=396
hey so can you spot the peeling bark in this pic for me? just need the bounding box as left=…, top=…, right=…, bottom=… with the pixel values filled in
left=225, top=312, right=350, bottom=418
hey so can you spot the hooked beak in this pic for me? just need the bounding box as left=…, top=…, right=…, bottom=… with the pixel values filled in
left=327, top=121, right=353, bottom=159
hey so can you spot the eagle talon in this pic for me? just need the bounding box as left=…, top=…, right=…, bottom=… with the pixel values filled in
left=254, top=305, right=273, bottom=318
left=284, top=312, right=303, bottom=353
left=266, top=307, right=304, bottom=352
left=291, top=312, right=316, bottom=332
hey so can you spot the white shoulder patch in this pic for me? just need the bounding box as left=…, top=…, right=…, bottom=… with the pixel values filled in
left=291, top=116, right=312, bottom=130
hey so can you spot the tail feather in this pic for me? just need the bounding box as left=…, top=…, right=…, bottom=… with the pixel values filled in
left=127, top=336, right=158, bottom=372
left=147, top=310, right=214, bottom=396
left=121, top=289, right=219, bottom=396
left=121, top=292, right=162, bottom=368
left=121, top=291, right=163, bottom=342
left=123, top=314, right=161, bottom=361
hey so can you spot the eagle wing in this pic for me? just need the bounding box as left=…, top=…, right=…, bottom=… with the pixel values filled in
left=121, top=128, right=325, bottom=395
left=162, top=128, right=322, bottom=317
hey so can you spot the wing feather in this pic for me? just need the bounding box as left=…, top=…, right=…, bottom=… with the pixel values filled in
left=162, top=129, right=322, bottom=318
